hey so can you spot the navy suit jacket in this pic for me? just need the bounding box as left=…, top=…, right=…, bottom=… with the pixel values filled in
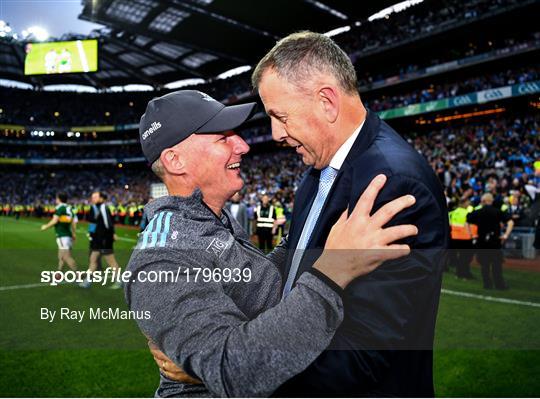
left=275, top=110, right=449, bottom=397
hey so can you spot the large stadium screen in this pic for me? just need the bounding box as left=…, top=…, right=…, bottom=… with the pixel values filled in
left=24, top=39, right=98, bottom=75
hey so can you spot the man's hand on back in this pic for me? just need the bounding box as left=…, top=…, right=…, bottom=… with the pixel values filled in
left=148, top=340, right=202, bottom=384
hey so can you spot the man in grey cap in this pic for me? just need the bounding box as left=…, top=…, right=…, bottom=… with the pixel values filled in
left=126, top=90, right=418, bottom=397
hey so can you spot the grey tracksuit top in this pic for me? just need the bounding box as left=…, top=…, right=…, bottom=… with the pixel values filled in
left=125, top=189, right=344, bottom=397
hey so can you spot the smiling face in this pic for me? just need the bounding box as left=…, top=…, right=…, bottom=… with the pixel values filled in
left=179, top=131, right=250, bottom=206
left=258, top=69, right=335, bottom=169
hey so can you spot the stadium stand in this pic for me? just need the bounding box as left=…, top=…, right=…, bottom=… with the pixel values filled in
left=1, top=114, right=537, bottom=221
left=364, top=66, right=539, bottom=111
left=2, top=65, right=538, bottom=126
left=0, top=0, right=538, bottom=233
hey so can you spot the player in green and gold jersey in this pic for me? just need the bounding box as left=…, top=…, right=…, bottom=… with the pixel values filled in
left=41, top=192, right=78, bottom=272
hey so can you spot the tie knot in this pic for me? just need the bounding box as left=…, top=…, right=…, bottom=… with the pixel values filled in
left=320, top=166, right=337, bottom=183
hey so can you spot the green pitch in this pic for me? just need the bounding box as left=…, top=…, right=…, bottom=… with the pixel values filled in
left=1, top=216, right=539, bottom=397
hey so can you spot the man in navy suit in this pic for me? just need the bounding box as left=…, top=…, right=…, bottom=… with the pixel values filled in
left=251, top=31, right=449, bottom=396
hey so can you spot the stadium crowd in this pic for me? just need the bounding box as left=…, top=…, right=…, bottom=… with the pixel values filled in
left=414, top=115, right=540, bottom=224
left=0, top=167, right=154, bottom=223
left=0, top=0, right=537, bottom=249
left=2, top=115, right=538, bottom=227
left=0, top=145, right=143, bottom=160
left=2, top=65, right=536, bottom=130
left=0, top=89, right=149, bottom=126
left=2, top=0, right=534, bottom=130
left=364, top=66, right=538, bottom=111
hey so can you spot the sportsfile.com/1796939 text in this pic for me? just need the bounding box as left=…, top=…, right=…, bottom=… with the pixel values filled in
left=40, top=266, right=252, bottom=286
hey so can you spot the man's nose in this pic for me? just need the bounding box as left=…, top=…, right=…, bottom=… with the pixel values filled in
left=271, top=119, right=287, bottom=142
left=231, top=134, right=250, bottom=155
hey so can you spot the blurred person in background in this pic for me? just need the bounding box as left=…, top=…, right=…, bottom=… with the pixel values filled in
left=255, top=193, right=276, bottom=252
left=40, top=192, right=78, bottom=275
left=448, top=197, right=475, bottom=279
left=225, top=192, right=249, bottom=233
left=272, top=198, right=287, bottom=243
left=80, top=191, right=122, bottom=289
left=507, top=191, right=526, bottom=226
left=467, top=193, right=514, bottom=290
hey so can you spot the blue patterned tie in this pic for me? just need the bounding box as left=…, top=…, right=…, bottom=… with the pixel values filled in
left=282, top=166, right=338, bottom=297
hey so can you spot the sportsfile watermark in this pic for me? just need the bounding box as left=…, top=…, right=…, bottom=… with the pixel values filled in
left=2, top=248, right=539, bottom=351
left=41, top=266, right=252, bottom=286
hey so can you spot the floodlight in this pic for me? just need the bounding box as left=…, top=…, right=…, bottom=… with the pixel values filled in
left=23, top=26, right=49, bottom=42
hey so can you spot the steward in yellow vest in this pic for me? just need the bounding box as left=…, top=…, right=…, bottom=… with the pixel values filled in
left=448, top=198, right=474, bottom=279
left=255, top=194, right=276, bottom=253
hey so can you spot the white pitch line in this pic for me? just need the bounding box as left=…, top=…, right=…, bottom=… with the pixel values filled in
left=116, top=236, right=137, bottom=242
left=1, top=216, right=137, bottom=242
left=0, top=283, right=49, bottom=291
left=442, top=289, right=540, bottom=308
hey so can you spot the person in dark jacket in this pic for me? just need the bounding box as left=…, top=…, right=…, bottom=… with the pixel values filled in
left=467, top=193, right=514, bottom=289
left=81, top=191, right=122, bottom=289
left=252, top=31, right=449, bottom=397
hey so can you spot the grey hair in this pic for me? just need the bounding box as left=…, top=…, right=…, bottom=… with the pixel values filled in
left=251, top=31, right=358, bottom=94
left=151, top=158, right=165, bottom=180
left=481, top=193, right=494, bottom=205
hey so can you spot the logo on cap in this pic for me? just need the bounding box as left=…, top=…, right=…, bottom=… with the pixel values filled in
left=142, top=121, right=162, bottom=140
left=198, top=91, right=216, bottom=102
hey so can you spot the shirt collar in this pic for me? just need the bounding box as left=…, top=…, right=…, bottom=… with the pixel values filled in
left=329, top=119, right=365, bottom=171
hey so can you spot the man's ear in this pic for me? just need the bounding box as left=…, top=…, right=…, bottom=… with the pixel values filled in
left=318, top=86, right=339, bottom=123
left=161, top=148, right=186, bottom=176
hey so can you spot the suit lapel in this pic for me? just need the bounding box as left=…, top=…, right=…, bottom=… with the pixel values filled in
left=290, top=110, right=381, bottom=283
left=288, top=168, right=319, bottom=250
left=282, top=168, right=318, bottom=281
left=341, top=109, right=380, bottom=169
left=303, top=110, right=379, bottom=250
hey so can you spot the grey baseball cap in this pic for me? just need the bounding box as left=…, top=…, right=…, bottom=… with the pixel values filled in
left=139, top=90, right=257, bottom=164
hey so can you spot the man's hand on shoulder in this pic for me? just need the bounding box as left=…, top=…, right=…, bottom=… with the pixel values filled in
left=315, top=174, right=418, bottom=289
